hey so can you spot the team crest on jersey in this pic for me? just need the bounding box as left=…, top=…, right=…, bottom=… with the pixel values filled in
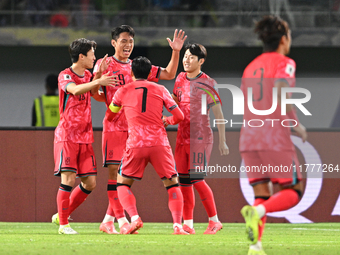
left=65, top=157, right=70, bottom=165
left=108, top=150, right=113, bottom=158
left=64, top=74, right=71, bottom=80
left=285, top=64, right=295, bottom=77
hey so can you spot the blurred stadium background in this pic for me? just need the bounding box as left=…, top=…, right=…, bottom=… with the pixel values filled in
left=1, top=0, right=340, bottom=224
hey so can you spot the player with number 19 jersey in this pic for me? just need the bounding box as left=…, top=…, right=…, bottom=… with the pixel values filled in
left=54, top=67, right=94, bottom=144
left=93, top=56, right=161, bottom=132
left=240, top=52, right=296, bottom=152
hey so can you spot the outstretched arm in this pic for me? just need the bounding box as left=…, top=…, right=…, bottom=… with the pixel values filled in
left=159, top=29, right=187, bottom=80
left=211, top=104, right=229, bottom=155
left=66, top=73, right=116, bottom=96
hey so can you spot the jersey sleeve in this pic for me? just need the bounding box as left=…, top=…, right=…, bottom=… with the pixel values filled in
left=275, top=58, right=296, bottom=87
left=58, top=71, right=75, bottom=93
left=206, top=79, right=220, bottom=109
left=148, top=65, right=161, bottom=82
left=163, top=86, right=178, bottom=112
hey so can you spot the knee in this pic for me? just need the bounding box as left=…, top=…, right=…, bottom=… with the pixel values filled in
left=82, top=180, right=96, bottom=191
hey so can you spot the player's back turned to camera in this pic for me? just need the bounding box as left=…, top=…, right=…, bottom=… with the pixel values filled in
left=240, top=15, right=307, bottom=255
left=108, top=56, right=187, bottom=235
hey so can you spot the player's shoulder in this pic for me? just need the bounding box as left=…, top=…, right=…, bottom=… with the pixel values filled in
left=84, top=69, right=92, bottom=77
left=281, top=55, right=296, bottom=68
left=199, top=72, right=210, bottom=79
left=59, top=67, right=73, bottom=80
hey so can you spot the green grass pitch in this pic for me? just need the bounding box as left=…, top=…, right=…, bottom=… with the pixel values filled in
left=1, top=222, right=340, bottom=255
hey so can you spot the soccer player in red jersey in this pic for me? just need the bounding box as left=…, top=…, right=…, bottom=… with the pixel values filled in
left=172, top=43, right=229, bottom=235
left=108, top=56, right=187, bottom=235
left=52, top=38, right=116, bottom=234
left=92, top=25, right=187, bottom=234
left=239, top=16, right=307, bottom=254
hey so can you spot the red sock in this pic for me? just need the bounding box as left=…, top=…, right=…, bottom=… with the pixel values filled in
left=167, top=186, right=183, bottom=224
left=180, top=185, right=195, bottom=220
left=69, top=184, right=91, bottom=215
left=57, top=184, right=72, bottom=225
left=105, top=204, right=114, bottom=217
left=193, top=180, right=217, bottom=217
left=117, top=185, right=138, bottom=217
left=262, top=189, right=299, bottom=213
left=107, top=180, right=125, bottom=219
left=253, top=197, right=268, bottom=241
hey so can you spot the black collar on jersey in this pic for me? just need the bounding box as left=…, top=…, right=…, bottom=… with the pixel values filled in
left=70, top=66, right=85, bottom=78
left=186, top=71, right=203, bottom=81
left=113, top=55, right=131, bottom=64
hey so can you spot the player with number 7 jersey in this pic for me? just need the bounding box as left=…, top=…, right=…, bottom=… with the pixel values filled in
left=108, top=56, right=187, bottom=235
left=92, top=25, right=187, bottom=234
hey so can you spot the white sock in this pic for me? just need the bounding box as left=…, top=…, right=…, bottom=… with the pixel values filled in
left=102, top=214, right=115, bottom=223
left=118, top=217, right=129, bottom=228
left=209, top=214, right=219, bottom=222
left=131, top=215, right=139, bottom=222
left=255, top=205, right=266, bottom=218
left=184, top=219, right=193, bottom=229
left=250, top=241, right=262, bottom=251
left=173, top=223, right=182, bottom=229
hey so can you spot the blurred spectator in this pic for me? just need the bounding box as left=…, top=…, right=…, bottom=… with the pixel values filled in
left=26, top=0, right=57, bottom=25
left=269, top=0, right=296, bottom=27
left=50, top=13, right=69, bottom=27
left=32, top=74, right=60, bottom=127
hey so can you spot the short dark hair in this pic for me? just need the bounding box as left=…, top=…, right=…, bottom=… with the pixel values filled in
left=68, top=38, right=97, bottom=63
left=184, top=43, right=207, bottom=60
left=111, top=25, right=135, bottom=41
left=45, top=74, right=58, bottom=91
left=255, top=15, right=289, bottom=52
left=132, top=56, right=152, bottom=79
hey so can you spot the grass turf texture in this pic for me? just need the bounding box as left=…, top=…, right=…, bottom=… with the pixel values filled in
left=0, top=222, right=340, bottom=255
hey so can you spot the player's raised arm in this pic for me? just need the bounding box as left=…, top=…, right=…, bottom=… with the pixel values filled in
left=211, top=104, right=229, bottom=155
left=159, top=29, right=187, bottom=80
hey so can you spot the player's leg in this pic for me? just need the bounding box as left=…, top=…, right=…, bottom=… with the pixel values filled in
left=190, top=143, right=222, bottom=234
left=176, top=144, right=195, bottom=233
left=101, top=131, right=128, bottom=234
left=240, top=151, right=270, bottom=253
left=117, top=175, right=143, bottom=234
left=68, top=144, right=97, bottom=216
left=163, top=178, right=188, bottom=235
left=53, top=141, right=78, bottom=234
left=152, top=146, right=187, bottom=235
left=257, top=151, right=302, bottom=216
left=116, top=147, right=147, bottom=234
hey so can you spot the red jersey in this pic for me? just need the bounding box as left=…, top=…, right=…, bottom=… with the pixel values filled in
left=93, top=56, right=161, bottom=132
left=54, top=67, right=94, bottom=144
left=173, top=72, right=218, bottom=145
left=111, top=80, right=178, bottom=149
left=240, top=52, right=296, bottom=152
